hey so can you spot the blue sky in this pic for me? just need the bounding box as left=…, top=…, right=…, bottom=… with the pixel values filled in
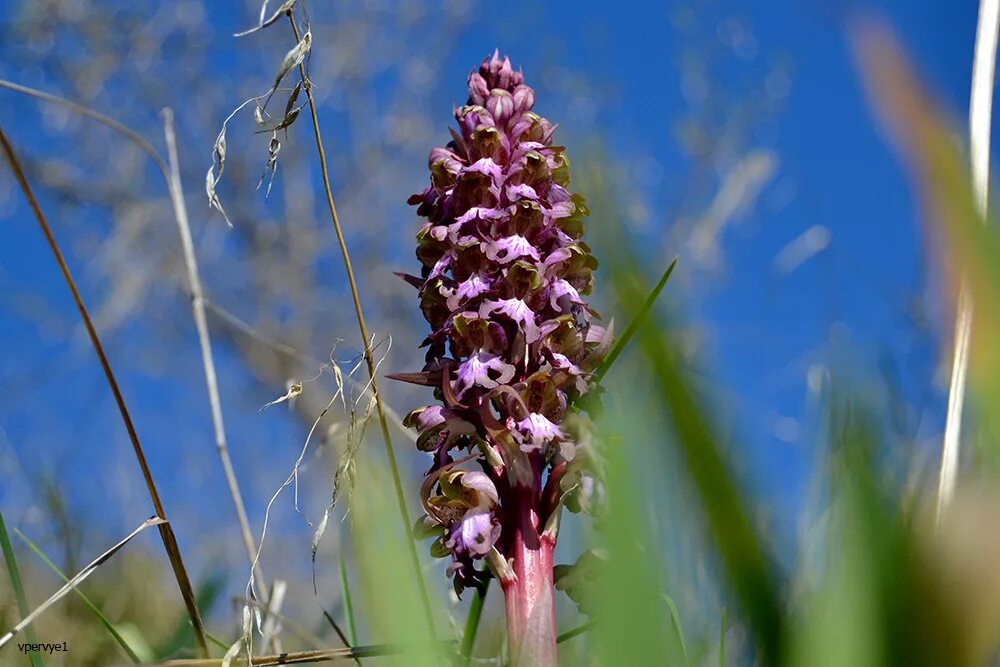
left=0, top=0, right=985, bottom=590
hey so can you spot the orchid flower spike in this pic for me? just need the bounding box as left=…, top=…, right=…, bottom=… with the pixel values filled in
left=393, top=50, right=609, bottom=667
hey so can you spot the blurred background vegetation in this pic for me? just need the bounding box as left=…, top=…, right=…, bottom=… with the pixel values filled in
left=1, top=1, right=998, bottom=665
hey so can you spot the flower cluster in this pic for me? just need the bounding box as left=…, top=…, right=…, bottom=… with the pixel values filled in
left=396, top=52, right=609, bottom=595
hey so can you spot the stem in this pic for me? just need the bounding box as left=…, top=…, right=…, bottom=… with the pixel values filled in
left=938, top=0, right=1000, bottom=523
left=0, top=125, right=209, bottom=658
left=500, top=486, right=557, bottom=667
left=0, top=82, right=268, bottom=620
left=162, top=109, right=268, bottom=600
left=459, top=580, right=488, bottom=662
left=0, top=79, right=168, bottom=175
left=592, top=257, right=677, bottom=386
left=284, top=12, right=435, bottom=632
left=556, top=621, right=595, bottom=645
left=0, top=512, right=45, bottom=667
left=338, top=541, right=358, bottom=647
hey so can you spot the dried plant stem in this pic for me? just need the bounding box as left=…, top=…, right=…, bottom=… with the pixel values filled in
left=0, top=517, right=167, bottom=650
left=157, top=640, right=455, bottom=666
left=937, top=0, right=1000, bottom=523
left=235, top=596, right=328, bottom=650
left=0, top=79, right=269, bottom=635
left=162, top=109, right=267, bottom=598
left=0, top=79, right=167, bottom=174
left=0, top=125, right=209, bottom=658
left=285, top=12, right=435, bottom=631
left=16, top=526, right=142, bottom=663
left=202, top=298, right=416, bottom=443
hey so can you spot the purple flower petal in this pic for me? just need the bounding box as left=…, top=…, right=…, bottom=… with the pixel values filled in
left=549, top=352, right=582, bottom=376
left=516, top=412, right=563, bottom=452
left=405, top=405, right=446, bottom=432
left=486, top=89, right=515, bottom=124
left=468, top=72, right=489, bottom=105
left=448, top=506, right=500, bottom=556
left=542, top=247, right=573, bottom=276
left=512, top=85, right=535, bottom=113
left=463, top=157, right=503, bottom=184
left=460, top=470, right=500, bottom=507
left=455, top=206, right=503, bottom=225
left=480, top=298, right=541, bottom=343
left=484, top=235, right=541, bottom=264
left=447, top=274, right=492, bottom=310
left=427, top=250, right=455, bottom=280
left=505, top=183, right=538, bottom=203
left=548, top=200, right=576, bottom=220
left=453, top=351, right=516, bottom=397
left=548, top=278, right=583, bottom=312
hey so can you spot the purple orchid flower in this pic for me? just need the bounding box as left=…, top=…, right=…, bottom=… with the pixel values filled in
left=394, top=51, right=608, bottom=667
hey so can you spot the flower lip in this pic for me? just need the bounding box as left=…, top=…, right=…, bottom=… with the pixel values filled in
left=479, top=297, right=541, bottom=343
left=453, top=350, right=516, bottom=398
left=515, top=412, right=564, bottom=452
left=450, top=506, right=500, bottom=556
left=447, top=274, right=493, bottom=311
left=485, top=235, right=540, bottom=264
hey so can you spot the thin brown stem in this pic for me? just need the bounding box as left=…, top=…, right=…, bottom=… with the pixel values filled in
left=0, top=78, right=272, bottom=640
left=320, top=608, right=362, bottom=666
left=284, top=11, right=435, bottom=632
left=202, top=298, right=416, bottom=443
left=0, top=125, right=209, bottom=658
left=234, top=596, right=329, bottom=651
left=155, top=640, right=456, bottom=666
left=162, top=108, right=268, bottom=602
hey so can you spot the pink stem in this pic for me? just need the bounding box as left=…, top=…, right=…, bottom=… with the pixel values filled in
left=500, top=484, right=558, bottom=667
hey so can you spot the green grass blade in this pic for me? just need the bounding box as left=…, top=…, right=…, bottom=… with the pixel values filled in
left=155, top=571, right=223, bottom=659
left=660, top=593, right=689, bottom=667
left=338, top=541, right=357, bottom=647
left=349, top=452, right=440, bottom=667
left=556, top=621, right=595, bottom=644
left=459, top=580, right=488, bottom=661
left=719, top=606, right=726, bottom=667
left=201, top=626, right=230, bottom=652
left=609, top=256, right=786, bottom=662
left=592, top=256, right=678, bottom=386
left=1, top=513, right=44, bottom=667
left=14, top=527, right=141, bottom=663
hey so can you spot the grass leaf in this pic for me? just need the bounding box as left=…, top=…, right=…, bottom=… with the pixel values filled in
left=592, top=256, right=678, bottom=386
left=661, top=592, right=689, bottom=667
left=15, top=526, right=142, bottom=663
left=624, top=275, right=786, bottom=662
left=338, top=543, right=358, bottom=648
left=556, top=621, right=595, bottom=644
left=459, top=580, right=488, bottom=661
left=0, top=517, right=166, bottom=651
left=719, top=606, right=726, bottom=667
left=1, top=513, right=45, bottom=667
